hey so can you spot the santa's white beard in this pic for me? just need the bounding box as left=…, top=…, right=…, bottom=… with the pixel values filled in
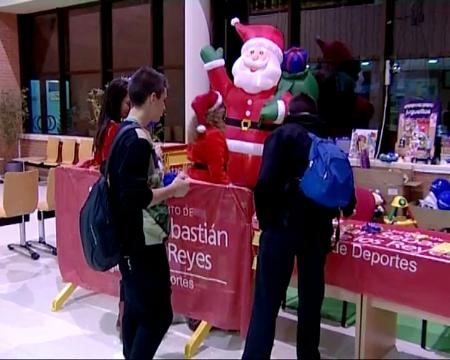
left=232, top=56, right=282, bottom=94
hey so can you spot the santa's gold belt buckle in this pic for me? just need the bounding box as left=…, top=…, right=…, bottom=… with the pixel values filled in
left=241, top=119, right=252, bottom=131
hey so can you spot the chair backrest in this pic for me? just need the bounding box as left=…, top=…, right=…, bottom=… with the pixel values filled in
left=61, top=139, right=76, bottom=165
left=46, top=167, right=56, bottom=210
left=78, top=138, right=94, bottom=163
left=46, top=137, right=60, bottom=163
left=3, top=169, right=39, bottom=217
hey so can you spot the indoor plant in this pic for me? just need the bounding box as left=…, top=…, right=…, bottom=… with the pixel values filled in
left=0, top=88, right=28, bottom=172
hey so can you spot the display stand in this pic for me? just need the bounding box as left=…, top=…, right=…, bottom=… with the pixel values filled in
left=184, top=321, right=212, bottom=358
left=52, top=283, right=77, bottom=311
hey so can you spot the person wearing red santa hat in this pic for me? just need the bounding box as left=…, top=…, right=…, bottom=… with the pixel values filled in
left=315, top=37, right=374, bottom=138
left=200, top=18, right=292, bottom=189
left=187, top=91, right=230, bottom=185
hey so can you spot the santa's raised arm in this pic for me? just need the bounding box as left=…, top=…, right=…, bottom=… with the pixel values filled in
left=200, top=18, right=292, bottom=188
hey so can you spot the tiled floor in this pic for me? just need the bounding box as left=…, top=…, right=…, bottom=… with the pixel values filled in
left=0, top=184, right=448, bottom=359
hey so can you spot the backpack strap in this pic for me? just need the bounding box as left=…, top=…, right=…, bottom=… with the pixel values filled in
left=103, top=123, right=139, bottom=177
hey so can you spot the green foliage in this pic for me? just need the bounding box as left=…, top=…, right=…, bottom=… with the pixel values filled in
left=0, top=88, right=28, bottom=147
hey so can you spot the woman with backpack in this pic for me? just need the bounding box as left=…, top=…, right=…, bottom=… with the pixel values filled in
left=83, top=77, right=130, bottom=339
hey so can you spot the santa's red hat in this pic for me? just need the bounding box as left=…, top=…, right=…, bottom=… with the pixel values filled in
left=316, top=37, right=354, bottom=64
left=231, top=18, right=284, bottom=63
left=191, top=90, right=223, bottom=134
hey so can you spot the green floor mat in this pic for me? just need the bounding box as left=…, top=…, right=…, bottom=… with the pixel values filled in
left=286, top=288, right=356, bottom=326
left=285, top=287, right=450, bottom=354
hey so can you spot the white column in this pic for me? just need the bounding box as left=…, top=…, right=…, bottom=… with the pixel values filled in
left=184, top=0, right=211, bottom=143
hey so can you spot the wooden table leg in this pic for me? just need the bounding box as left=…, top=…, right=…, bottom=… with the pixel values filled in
left=360, top=295, right=397, bottom=359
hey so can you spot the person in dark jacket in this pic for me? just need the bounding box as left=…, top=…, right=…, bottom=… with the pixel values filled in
left=108, top=66, right=190, bottom=359
left=242, top=93, right=355, bottom=360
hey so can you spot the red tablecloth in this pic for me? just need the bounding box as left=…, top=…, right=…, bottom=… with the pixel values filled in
left=326, top=221, right=450, bottom=318
left=55, top=166, right=254, bottom=335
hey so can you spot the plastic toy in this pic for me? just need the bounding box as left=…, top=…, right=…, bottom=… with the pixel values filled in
left=379, top=152, right=399, bottom=163
left=419, top=192, right=438, bottom=209
left=412, top=233, right=429, bottom=241
left=372, top=190, right=385, bottom=219
left=163, top=171, right=177, bottom=186
left=430, top=178, right=450, bottom=197
left=362, top=222, right=382, bottom=233
left=418, top=178, right=450, bottom=209
left=437, top=191, right=450, bottom=210
left=383, top=195, right=416, bottom=226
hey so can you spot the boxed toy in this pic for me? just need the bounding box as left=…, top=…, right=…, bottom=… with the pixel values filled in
left=395, top=100, right=440, bottom=162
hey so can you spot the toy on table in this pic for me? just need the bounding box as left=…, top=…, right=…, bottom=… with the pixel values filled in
left=352, top=187, right=385, bottom=222
left=431, top=242, right=450, bottom=255
left=412, top=233, right=430, bottom=241
left=383, top=195, right=416, bottom=226
left=418, top=178, right=450, bottom=209
left=438, top=190, right=450, bottom=211
left=372, top=190, right=385, bottom=219
left=361, top=222, right=382, bottom=233
left=379, top=152, right=399, bottom=163
left=360, top=148, right=371, bottom=168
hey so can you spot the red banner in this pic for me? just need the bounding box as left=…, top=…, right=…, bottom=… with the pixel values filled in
left=55, top=166, right=254, bottom=334
left=55, top=166, right=120, bottom=296
left=56, top=166, right=450, bottom=335
left=167, top=183, right=254, bottom=333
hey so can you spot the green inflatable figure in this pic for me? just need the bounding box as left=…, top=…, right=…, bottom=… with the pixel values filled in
left=260, top=47, right=319, bottom=124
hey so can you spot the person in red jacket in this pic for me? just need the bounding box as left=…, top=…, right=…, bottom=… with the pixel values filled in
left=92, top=77, right=130, bottom=167
left=187, top=90, right=230, bottom=184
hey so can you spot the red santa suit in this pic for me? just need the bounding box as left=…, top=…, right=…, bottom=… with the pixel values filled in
left=187, top=91, right=230, bottom=185
left=203, top=19, right=292, bottom=188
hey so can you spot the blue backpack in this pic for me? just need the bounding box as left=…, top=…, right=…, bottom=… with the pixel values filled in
left=300, top=133, right=354, bottom=209
left=79, top=124, right=138, bottom=271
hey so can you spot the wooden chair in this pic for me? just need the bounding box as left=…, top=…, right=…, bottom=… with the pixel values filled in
left=26, top=167, right=57, bottom=256
left=59, top=139, right=76, bottom=166
left=25, top=137, right=60, bottom=167
left=78, top=138, right=94, bottom=163
left=0, top=169, right=40, bottom=260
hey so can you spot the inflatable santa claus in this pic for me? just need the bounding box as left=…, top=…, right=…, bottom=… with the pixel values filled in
left=200, top=18, right=292, bottom=188
left=187, top=90, right=230, bottom=185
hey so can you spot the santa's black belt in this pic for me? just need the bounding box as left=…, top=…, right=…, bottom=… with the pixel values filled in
left=192, top=162, right=228, bottom=172
left=192, top=162, right=208, bottom=170
left=225, top=118, right=279, bottom=131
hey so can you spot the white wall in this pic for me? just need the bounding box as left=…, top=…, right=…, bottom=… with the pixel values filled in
left=184, top=0, right=211, bottom=143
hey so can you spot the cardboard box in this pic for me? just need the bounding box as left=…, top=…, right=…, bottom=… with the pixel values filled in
left=409, top=202, right=450, bottom=232
left=353, top=167, right=423, bottom=204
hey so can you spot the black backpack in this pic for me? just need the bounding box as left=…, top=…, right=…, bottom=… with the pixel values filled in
left=79, top=124, right=138, bottom=271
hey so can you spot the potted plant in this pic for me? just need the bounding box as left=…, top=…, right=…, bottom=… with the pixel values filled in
left=87, top=87, right=104, bottom=137
left=0, top=88, right=28, bottom=173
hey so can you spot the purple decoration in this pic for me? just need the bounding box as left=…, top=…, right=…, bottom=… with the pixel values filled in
left=281, top=47, right=309, bottom=74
